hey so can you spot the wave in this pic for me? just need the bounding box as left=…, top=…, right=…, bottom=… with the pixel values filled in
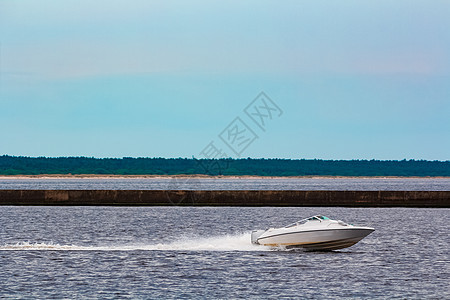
left=0, top=233, right=273, bottom=252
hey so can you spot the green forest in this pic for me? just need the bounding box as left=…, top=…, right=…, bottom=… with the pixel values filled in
left=0, top=155, right=449, bottom=176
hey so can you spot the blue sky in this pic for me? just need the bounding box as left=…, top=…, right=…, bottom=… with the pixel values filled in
left=0, top=0, right=449, bottom=160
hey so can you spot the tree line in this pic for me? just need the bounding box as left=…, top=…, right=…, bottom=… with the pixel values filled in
left=0, top=155, right=449, bottom=176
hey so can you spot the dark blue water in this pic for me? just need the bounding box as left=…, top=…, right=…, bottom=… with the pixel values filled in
left=1, top=206, right=449, bottom=299
left=0, top=177, right=449, bottom=190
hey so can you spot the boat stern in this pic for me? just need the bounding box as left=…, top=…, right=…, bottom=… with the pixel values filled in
left=251, top=230, right=266, bottom=244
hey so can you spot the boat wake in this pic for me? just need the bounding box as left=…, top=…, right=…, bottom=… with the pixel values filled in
left=0, top=233, right=273, bottom=252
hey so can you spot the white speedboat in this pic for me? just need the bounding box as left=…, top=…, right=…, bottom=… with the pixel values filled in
left=251, top=215, right=374, bottom=251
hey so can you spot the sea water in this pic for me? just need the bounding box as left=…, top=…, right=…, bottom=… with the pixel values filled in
left=1, top=206, right=449, bottom=298
left=0, top=177, right=449, bottom=190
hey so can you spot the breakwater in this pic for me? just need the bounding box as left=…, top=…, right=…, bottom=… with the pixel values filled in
left=0, top=190, right=449, bottom=207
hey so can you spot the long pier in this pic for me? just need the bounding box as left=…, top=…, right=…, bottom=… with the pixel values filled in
left=0, top=190, right=449, bottom=207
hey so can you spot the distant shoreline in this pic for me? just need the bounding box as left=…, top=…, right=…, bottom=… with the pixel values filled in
left=0, top=174, right=449, bottom=179
left=2, top=156, right=449, bottom=177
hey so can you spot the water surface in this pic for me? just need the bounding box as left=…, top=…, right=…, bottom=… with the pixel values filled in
left=1, top=206, right=448, bottom=298
left=1, top=177, right=449, bottom=190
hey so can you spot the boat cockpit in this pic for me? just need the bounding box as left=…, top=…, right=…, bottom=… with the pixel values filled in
left=284, top=215, right=331, bottom=228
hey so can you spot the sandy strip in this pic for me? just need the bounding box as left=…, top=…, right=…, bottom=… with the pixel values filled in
left=0, top=175, right=448, bottom=179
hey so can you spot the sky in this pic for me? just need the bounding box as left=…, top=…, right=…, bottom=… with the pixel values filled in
left=0, top=0, right=449, bottom=160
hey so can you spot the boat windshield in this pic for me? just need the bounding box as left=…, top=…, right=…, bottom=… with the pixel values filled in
left=284, top=215, right=330, bottom=228
left=307, top=215, right=330, bottom=221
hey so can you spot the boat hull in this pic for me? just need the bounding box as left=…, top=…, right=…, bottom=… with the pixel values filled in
left=257, top=228, right=374, bottom=251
